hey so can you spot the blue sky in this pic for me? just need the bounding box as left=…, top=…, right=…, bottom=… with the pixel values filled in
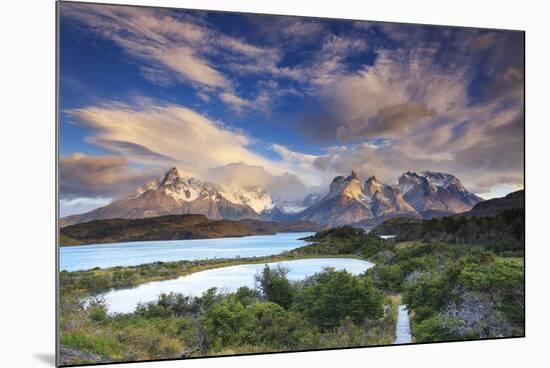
left=59, top=2, right=524, bottom=216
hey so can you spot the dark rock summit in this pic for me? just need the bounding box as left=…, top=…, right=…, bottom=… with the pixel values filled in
left=299, top=170, right=483, bottom=227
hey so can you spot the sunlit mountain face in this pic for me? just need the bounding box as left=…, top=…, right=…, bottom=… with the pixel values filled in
left=60, top=167, right=483, bottom=228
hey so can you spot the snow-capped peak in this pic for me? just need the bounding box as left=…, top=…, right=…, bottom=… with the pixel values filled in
left=274, top=200, right=307, bottom=214
left=134, top=179, right=160, bottom=196
left=156, top=168, right=204, bottom=203
left=399, top=171, right=464, bottom=194
left=421, top=171, right=451, bottom=187
left=139, top=168, right=275, bottom=213
left=420, top=171, right=467, bottom=191
left=219, top=185, right=274, bottom=213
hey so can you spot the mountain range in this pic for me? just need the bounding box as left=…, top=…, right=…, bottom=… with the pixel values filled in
left=299, top=170, right=482, bottom=227
left=60, top=167, right=273, bottom=227
left=60, top=167, right=485, bottom=228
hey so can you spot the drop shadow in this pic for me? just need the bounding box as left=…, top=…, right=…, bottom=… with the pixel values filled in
left=34, top=353, right=56, bottom=366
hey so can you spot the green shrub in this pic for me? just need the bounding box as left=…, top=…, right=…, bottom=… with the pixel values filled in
left=255, top=265, right=294, bottom=309
left=292, top=269, right=385, bottom=330
left=413, top=314, right=467, bottom=342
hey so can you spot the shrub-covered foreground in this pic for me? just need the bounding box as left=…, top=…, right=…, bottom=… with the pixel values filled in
left=60, top=225, right=524, bottom=364
left=60, top=267, right=396, bottom=364
left=299, top=227, right=524, bottom=342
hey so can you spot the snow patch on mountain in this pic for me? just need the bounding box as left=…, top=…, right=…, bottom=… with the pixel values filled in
left=279, top=203, right=307, bottom=214
left=219, top=185, right=274, bottom=213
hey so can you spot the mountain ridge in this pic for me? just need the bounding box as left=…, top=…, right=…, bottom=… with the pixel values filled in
left=60, top=167, right=485, bottom=228
left=298, top=170, right=482, bottom=227
left=60, top=167, right=272, bottom=227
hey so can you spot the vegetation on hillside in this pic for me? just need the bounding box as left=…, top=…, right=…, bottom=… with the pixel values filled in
left=60, top=214, right=321, bottom=245
left=59, top=233, right=83, bottom=246
left=370, top=208, right=524, bottom=255
left=294, top=226, right=525, bottom=342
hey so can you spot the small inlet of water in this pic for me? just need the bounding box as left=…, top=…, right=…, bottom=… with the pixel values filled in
left=394, top=304, right=412, bottom=344
left=98, top=258, right=375, bottom=314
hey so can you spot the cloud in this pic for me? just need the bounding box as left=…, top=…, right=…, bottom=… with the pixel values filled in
left=60, top=197, right=112, bottom=217
left=271, top=144, right=318, bottom=164
left=61, top=4, right=231, bottom=88
left=206, top=162, right=312, bottom=202
left=336, top=102, right=437, bottom=141
left=65, top=100, right=295, bottom=179
left=219, top=92, right=254, bottom=114
left=292, top=29, right=524, bottom=195
left=60, top=6, right=524, bottom=199
left=156, top=47, right=230, bottom=88
left=295, top=46, right=462, bottom=144
left=242, top=15, right=326, bottom=49
left=308, top=113, right=523, bottom=196
left=59, top=153, right=162, bottom=200
left=281, top=20, right=323, bottom=39
left=60, top=3, right=289, bottom=111
left=60, top=3, right=374, bottom=115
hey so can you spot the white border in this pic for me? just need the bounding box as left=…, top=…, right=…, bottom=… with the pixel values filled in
left=1, top=0, right=548, bottom=367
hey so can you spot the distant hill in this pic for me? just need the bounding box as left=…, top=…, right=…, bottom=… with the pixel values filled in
left=370, top=190, right=524, bottom=253
left=462, top=190, right=524, bottom=217
left=59, top=214, right=322, bottom=246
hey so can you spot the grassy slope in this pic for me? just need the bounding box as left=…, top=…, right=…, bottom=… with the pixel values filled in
left=59, top=233, right=83, bottom=246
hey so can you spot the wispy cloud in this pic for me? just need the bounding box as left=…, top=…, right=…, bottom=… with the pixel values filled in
left=65, top=100, right=303, bottom=179
left=60, top=3, right=285, bottom=110
left=219, top=92, right=254, bottom=114
left=297, top=33, right=524, bottom=194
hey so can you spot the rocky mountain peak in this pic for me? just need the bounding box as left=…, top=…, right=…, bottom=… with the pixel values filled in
left=420, top=171, right=461, bottom=189
left=160, top=167, right=181, bottom=185
left=60, top=166, right=484, bottom=229
left=135, top=179, right=160, bottom=196
left=328, top=171, right=363, bottom=200
left=398, top=170, right=482, bottom=214
left=299, top=169, right=482, bottom=227
left=364, top=175, right=384, bottom=198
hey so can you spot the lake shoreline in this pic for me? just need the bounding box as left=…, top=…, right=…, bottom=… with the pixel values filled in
left=61, top=251, right=368, bottom=296
left=99, top=257, right=375, bottom=314
left=60, top=232, right=317, bottom=272
left=59, top=231, right=281, bottom=247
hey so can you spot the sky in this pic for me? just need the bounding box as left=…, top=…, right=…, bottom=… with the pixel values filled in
left=58, top=2, right=524, bottom=217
